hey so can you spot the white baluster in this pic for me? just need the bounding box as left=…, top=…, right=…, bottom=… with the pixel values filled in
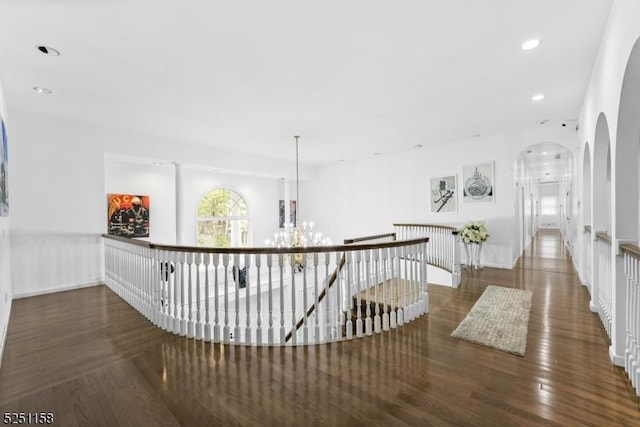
left=244, top=253, right=252, bottom=345
left=422, top=241, right=429, bottom=314
left=159, top=251, right=169, bottom=331
left=364, top=249, right=373, bottom=336
left=204, top=253, right=212, bottom=342
left=397, top=245, right=405, bottom=326
left=233, top=253, right=241, bottom=345
left=178, top=252, right=187, bottom=337
left=267, top=253, right=274, bottom=345
left=323, top=252, right=331, bottom=342
left=335, top=251, right=344, bottom=341
left=170, top=251, right=180, bottom=334
left=213, top=253, right=221, bottom=343
left=382, top=247, right=390, bottom=332
left=345, top=251, right=354, bottom=339
left=195, top=252, right=203, bottom=340
left=290, top=253, right=297, bottom=345
left=186, top=252, right=194, bottom=338
left=373, top=249, right=382, bottom=334
left=625, top=251, right=632, bottom=375
left=256, top=253, right=263, bottom=345
left=223, top=253, right=230, bottom=344
left=355, top=251, right=364, bottom=338
left=313, top=252, right=320, bottom=343
left=302, top=253, right=309, bottom=344
left=279, top=253, right=285, bottom=344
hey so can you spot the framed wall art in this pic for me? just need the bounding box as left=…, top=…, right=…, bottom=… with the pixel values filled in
left=107, top=194, right=150, bottom=237
left=463, top=161, right=494, bottom=203
left=430, top=175, right=457, bottom=213
left=279, top=199, right=297, bottom=228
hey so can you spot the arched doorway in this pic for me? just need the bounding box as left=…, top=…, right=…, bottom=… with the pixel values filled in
left=591, top=113, right=613, bottom=339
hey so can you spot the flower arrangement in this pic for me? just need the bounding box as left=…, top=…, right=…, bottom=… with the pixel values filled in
left=459, top=220, right=489, bottom=244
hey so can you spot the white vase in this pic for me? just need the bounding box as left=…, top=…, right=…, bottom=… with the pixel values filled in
left=464, top=242, right=483, bottom=270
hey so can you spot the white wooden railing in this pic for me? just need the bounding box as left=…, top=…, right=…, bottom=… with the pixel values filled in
left=583, top=225, right=592, bottom=290
left=104, top=234, right=429, bottom=346
left=622, top=243, right=640, bottom=394
left=595, top=231, right=613, bottom=338
left=393, top=224, right=461, bottom=286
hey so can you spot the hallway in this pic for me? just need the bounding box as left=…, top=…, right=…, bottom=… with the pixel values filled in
left=1, top=230, right=639, bottom=426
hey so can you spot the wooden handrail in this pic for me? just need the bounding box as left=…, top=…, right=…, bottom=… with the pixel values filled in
left=343, top=233, right=396, bottom=244
left=596, top=232, right=612, bottom=244
left=621, top=243, right=640, bottom=260
left=102, top=234, right=428, bottom=254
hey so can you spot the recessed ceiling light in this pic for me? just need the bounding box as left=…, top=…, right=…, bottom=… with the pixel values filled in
left=32, top=86, right=52, bottom=94
left=36, top=45, right=60, bottom=56
left=542, top=151, right=548, bottom=155
left=532, top=94, right=545, bottom=102
left=521, top=39, right=541, bottom=51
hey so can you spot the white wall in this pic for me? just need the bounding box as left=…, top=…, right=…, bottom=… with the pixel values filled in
left=576, top=0, right=640, bottom=365
left=0, top=75, right=11, bottom=369
left=9, top=111, right=307, bottom=297
left=304, top=126, right=578, bottom=269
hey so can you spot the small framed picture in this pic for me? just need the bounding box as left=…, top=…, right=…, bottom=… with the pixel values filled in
left=463, top=161, right=494, bottom=203
left=430, top=175, right=457, bottom=213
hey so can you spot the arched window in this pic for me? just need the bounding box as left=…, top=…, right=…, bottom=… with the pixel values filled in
left=197, top=188, right=249, bottom=247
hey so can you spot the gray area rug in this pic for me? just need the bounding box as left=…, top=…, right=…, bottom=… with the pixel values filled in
left=451, top=285, right=533, bottom=356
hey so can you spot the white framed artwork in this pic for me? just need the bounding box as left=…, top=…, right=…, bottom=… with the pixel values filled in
left=463, top=161, right=494, bottom=203
left=430, top=175, right=457, bottom=213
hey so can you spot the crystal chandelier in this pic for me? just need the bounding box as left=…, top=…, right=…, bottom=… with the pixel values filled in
left=265, top=136, right=331, bottom=250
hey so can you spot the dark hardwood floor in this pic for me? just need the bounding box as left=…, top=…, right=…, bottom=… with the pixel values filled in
left=1, top=230, right=639, bottom=426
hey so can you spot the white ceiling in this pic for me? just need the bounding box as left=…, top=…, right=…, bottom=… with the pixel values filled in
left=0, top=1, right=613, bottom=166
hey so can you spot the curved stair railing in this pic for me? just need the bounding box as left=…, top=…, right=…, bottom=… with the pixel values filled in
left=104, top=233, right=429, bottom=346
left=394, top=224, right=461, bottom=287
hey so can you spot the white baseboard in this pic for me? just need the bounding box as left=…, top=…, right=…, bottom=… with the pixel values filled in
left=610, top=346, right=625, bottom=367
left=479, top=261, right=514, bottom=269
left=13, top=280, right=104, bottom=299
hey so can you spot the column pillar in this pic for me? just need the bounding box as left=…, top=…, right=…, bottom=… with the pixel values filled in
left=174, top=162, right=185, bottom=245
